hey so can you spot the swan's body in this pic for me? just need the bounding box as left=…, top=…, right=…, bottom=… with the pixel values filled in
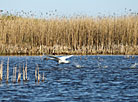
left=44, top=55, right=73, bottom=64
left=130, top=63, right=138, bottom=68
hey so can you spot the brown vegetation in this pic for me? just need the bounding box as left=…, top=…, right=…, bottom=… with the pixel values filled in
left=0, top=11, right=138, bottom=55
left=0, top=58, right=45, bottom=84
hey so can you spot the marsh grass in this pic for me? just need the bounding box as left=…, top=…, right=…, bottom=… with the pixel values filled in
left=0, top=11, right=138, bottom=55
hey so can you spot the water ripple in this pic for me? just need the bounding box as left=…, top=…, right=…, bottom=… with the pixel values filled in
left=0, top=55, right=138, bottom=101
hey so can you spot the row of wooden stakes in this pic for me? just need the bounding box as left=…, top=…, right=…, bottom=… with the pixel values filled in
left=0, top=58, right=45, bottom=83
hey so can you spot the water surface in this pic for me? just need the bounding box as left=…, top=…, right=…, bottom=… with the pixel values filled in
left=0, top=55, right=138, bottom=102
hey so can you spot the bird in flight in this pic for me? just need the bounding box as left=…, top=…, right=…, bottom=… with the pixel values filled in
left=44, top=55, right=73, bottom=64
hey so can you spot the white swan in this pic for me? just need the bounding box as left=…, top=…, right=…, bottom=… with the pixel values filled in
left=130, top=63, right=138, bottom=68
left=45, top=55, right=73, bottom=64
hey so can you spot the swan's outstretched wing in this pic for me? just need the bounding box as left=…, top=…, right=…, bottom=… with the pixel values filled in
left=47, top=55, right=59, bottom=61
left=59, top=55, right=73, bottom=60
left=43, top=57, right=55, bottom=60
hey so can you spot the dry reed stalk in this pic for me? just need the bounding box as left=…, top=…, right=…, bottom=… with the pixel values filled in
left=15, top=67, right=17, bottom=82
left=23, top=64, right=25, bottom=81
left=25, top=62, right=28, bottom=80
left=12, top=67, right=15, bottom=82
left=37, top=66, right=40, bottom=82
left=13, top=67, right=17, bottom=83
left=42, top=72, right=44, bottom=82
left=0, top=64, right=2, bottom=81
left=17, top=66, right=21, bottom=82
left=17, top=71, right=21, bottom=82
left=35, top=67, right=37, bottom=82
left=0, top=61, right=3, bottom=81
left=6, top=58, right=9, bottom=83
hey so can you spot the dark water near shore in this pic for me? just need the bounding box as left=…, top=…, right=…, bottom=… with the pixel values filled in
left=0, top=55, right=138, bottom=102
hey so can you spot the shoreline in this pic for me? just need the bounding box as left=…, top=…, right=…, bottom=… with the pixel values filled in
left=0, top=44, right=138, bottom=56
left=0, top=53, right=137, bottom=56
left=0, top=54, right=137, bottom=56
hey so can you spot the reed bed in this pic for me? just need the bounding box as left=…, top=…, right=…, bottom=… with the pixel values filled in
left=0, top=11, right=138, bottom=55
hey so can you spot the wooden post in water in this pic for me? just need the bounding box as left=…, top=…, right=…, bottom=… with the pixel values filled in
left=6, top=58, right=9, bottom=83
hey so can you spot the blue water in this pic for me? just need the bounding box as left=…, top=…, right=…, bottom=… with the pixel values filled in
left=0, top=55, right=138, bottom=102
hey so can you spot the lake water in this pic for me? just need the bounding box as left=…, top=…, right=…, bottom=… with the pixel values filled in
left=0, top=55, right=138, bottom=102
